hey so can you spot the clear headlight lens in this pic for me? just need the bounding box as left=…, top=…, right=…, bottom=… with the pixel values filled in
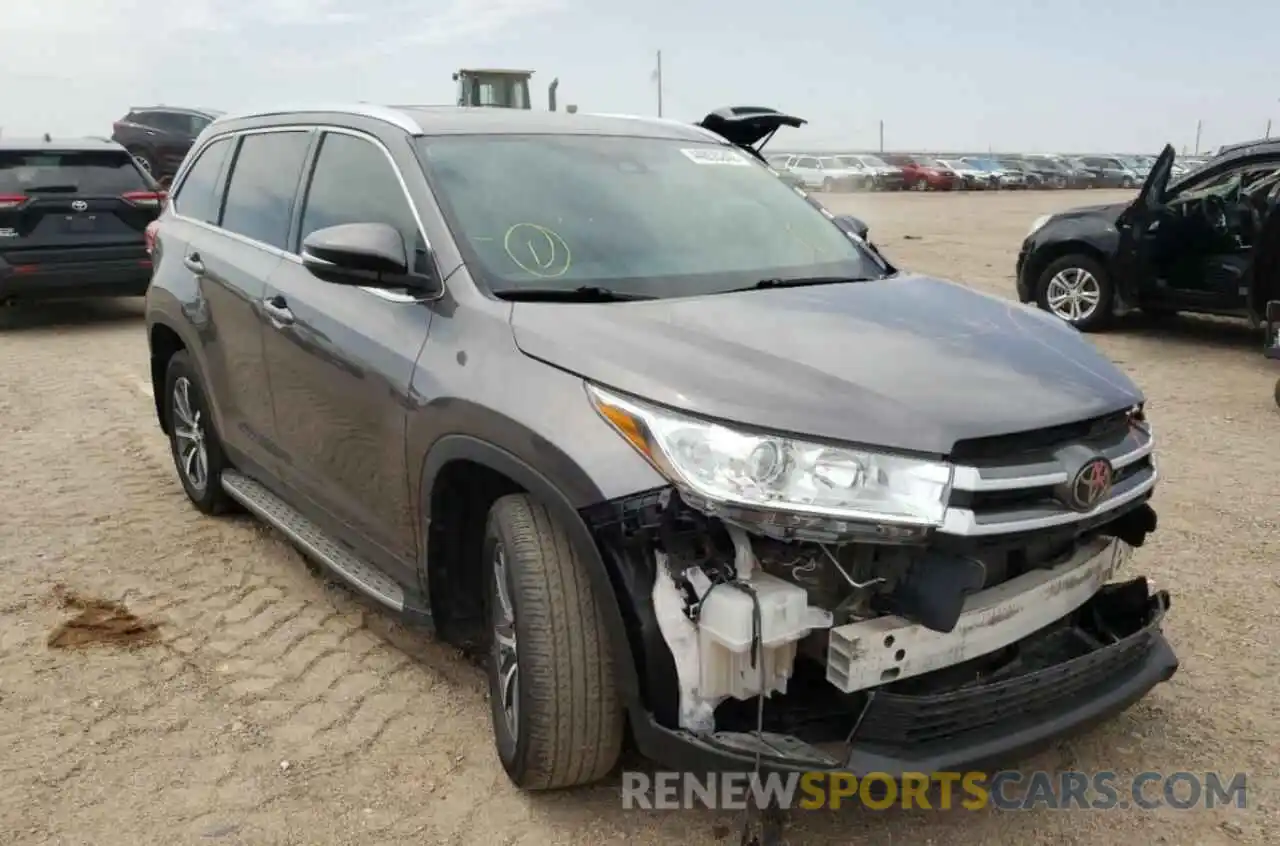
left=1027, top=214, right=1051, bottom=237
left=587, top=384, right=953, bottom=526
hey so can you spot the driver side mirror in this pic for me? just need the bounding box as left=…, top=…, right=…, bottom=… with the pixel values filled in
left=301, top=223, right=440, bottom=295
left=832, top=214, right=870, bottom=241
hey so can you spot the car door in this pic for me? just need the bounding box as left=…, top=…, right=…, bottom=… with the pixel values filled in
left=194, top=128, right=315, bottom=473
left=1112, top=144, right=1176, bottom=303
left=260, top=128, right=434, bottom=574
left=160, top=133, right=283, bottom=475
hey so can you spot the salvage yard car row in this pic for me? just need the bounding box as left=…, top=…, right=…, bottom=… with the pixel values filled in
left=766, top=149, right=1209, bottom=191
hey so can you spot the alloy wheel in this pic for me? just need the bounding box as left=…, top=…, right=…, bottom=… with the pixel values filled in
left=171, top=377, right=209, bottom=492
left=1045, top=267, right=1102, bottom=323
left=491, top=542, right=520, bottom=741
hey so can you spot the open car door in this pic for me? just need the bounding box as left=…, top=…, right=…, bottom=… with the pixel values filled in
left=1112, top=144, right=1177, bottom=305
left=1253, top=201, right=1280, bottom=328
left=695, top=106, right=806, bottom=163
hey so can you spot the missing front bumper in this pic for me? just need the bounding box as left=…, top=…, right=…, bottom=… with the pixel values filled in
left=630, top=578, right=1176, bottom=777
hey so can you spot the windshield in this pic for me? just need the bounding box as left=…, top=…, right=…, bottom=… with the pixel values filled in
left=835, top=156, right=865, bottom=169
left=415, top=134, right=885, bottom=298
left=858, top=155, right=889, bottom=168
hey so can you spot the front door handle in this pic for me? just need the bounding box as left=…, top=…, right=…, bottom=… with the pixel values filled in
left=262, top=295, right=295, bottom=327
left=183, top=252, right=204, bottom=273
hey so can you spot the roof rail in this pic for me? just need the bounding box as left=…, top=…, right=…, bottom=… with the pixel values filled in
left=214, top=103, right=421, bottom=134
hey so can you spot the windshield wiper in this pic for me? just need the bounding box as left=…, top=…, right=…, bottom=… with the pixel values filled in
left=492, top=285, right=655, bottom=302
left=734, top=275, right=881, bottom=292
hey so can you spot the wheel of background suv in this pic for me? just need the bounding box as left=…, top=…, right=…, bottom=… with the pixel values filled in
left=1122, top=176, right=1135, bottom=189
left=164, top=350, right=235, bottom=515
left=128, top=148, right=155, bottom=174
left=1035, top=254, right=1115, bottom=331
left=482, top=493, right=623, bottom=789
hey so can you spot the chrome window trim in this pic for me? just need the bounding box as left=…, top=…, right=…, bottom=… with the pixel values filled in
left=168, top=122, right=439, bottom=305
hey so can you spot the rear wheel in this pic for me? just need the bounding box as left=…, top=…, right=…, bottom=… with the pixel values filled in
left=128, top=148, right=155, bottom=175
left=164, top=351, right=235, bottom=514
left=483, top=493, right=623, bottom=789
left=1036, top=254, right=1115, bottom=331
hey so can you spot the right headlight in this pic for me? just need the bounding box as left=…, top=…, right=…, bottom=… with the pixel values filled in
left=1027, top=214, right=1052, bottom=237
left=586, top=384, right=953, bottom=527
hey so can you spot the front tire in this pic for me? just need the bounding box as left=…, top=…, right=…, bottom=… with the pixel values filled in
left=483, top=493, right=624, bottom=790
left=1035, top=254, right=1115, bottom=332
left=164, top=350, right=235, bottom=514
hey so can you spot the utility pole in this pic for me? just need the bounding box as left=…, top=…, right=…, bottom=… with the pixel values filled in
left=1194, top=119, right=1202, bottom=154
left=655, top=50, right=663, bottom=118
left=878, top=120, right=884, bottom=152
left=1267, top=118, right=1272, bottom=139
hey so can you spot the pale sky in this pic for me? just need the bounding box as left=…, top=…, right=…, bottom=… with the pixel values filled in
left=4, top=0, right=1276, bottom=154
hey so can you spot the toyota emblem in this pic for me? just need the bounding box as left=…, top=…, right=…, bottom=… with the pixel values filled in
left=1068, top=458, right=1114, bottom=511
left=71, top=200, right=88, bottom=212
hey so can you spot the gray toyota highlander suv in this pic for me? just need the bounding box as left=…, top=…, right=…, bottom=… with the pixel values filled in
left=145, top=104, right=1176, bottom=794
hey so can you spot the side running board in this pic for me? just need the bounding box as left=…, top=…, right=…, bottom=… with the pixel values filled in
left=220, top=469, right=420, bottom=616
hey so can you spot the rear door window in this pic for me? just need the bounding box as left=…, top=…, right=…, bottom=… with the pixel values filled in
left=297, top=131, right=428, bottom=273
left=0, top=150, right=149, bottom=196
left=172, top=137, right=233, bottom=224
left=219, top=130, right=312, bottom=250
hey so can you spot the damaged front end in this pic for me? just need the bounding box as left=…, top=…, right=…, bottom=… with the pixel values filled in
left=582, top=388, right=1178, bottom=775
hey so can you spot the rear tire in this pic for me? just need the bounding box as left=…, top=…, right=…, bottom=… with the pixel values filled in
left=483, top=493, right=624, bottom=790
left=128, top=148, right=155, bottom=175
left=164, top=350, right=235, bottom=515
left=1035, top=254, right=1115, bottom=332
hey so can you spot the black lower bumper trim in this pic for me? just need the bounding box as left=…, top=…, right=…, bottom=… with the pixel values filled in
left=630, top=587, right=1177, bottom=778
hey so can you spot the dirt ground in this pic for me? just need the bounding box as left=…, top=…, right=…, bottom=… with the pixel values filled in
left=1, top=189, right=1276, bottom=845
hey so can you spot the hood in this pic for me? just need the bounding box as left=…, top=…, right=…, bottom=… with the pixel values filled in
left=1051, top=201, right=1129, bottom=223
left=509, top=274, right=1143, bottom=456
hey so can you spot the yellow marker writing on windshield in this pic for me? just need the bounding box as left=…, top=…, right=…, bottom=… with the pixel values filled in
left=504, top=223, right=572, bottom=278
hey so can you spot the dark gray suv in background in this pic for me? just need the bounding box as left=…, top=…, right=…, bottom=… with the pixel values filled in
left=145, top=104, right=1176, bottom=792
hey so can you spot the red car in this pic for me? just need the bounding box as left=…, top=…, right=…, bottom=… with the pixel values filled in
left=881, top=153, right=956, bottom=190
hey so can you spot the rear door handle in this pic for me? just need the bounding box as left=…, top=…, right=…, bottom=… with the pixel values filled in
left=183, top=252, right=204, bottom=273
left=262, top=295, right=295, bottom=327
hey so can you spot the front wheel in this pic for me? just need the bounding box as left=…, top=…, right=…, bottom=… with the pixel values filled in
left=1035, top=254, right=1115, bottom=332
left=483, top=493, right=624, bottom=790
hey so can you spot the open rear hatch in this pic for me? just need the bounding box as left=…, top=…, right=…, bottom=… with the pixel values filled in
left=695, top=106, right=806, bottom=160
left=0, top=148, right=163, bottom=271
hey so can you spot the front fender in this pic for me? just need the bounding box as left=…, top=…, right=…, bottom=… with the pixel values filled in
left=418, top=433, right=646, bottom=712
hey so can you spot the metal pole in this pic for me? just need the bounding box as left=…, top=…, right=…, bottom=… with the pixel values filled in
left=1194, top=119, right=1202, bottom=154
left=878, top=120, right=884, bottom=152
left=656, top=50, right=663, bottom=118
left=1267, top=118, right=1272, bottom=139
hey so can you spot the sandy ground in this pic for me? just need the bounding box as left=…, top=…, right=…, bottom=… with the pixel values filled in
left=1, top=189, right=1276, bottom=845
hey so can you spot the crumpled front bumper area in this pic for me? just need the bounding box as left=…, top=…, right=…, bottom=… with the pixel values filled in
left=631, top=578, right=1176, bottom=777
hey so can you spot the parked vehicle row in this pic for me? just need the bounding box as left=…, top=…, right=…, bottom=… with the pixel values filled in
left=765, top=148, right=1207, bottom=192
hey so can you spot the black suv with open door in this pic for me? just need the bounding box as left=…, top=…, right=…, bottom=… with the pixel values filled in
left=0, top=137, right=164, bottom=306
left=1017, top=140, right=1280, bottom=331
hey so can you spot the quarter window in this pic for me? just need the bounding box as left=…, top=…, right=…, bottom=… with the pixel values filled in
left=220, top=131, right=312, bottom=251
left=172, top=137, right=232, bottom=224
left=298, top=132, right=427, bottom=273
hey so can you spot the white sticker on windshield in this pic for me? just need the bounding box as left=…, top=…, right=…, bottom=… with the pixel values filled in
left=681, top=148, right=751, bottom=166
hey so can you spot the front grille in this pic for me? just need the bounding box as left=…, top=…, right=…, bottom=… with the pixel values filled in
left=941, top=415, right=1156, bottom=538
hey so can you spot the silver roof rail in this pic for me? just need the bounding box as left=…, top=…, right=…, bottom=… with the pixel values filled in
left=213, top=103, right=422, bottom=134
